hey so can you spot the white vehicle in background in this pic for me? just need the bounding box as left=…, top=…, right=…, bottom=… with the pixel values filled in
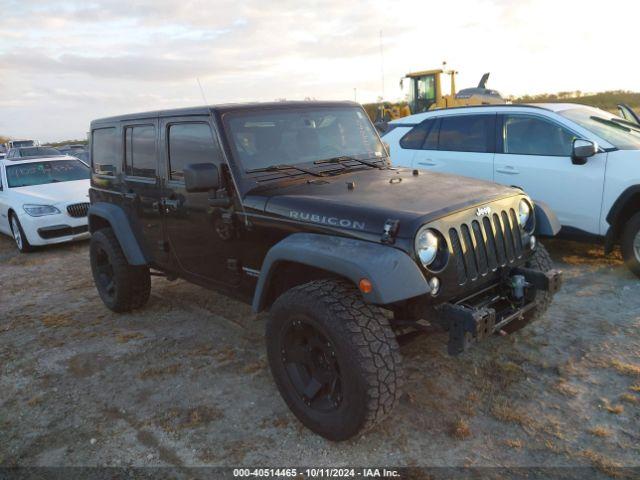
left=0, top=150, right=91, bottom=252
left=382, top=103, right=640, bottom=277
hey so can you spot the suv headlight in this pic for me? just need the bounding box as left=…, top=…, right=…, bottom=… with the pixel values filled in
left=518, top=199, right=532, bottom=228
left=415, top=227, right=441, bottom=268
left=23, top=204, right=61, bottom=217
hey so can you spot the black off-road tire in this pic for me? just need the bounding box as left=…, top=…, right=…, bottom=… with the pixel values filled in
left=503, top=242, right=554, bottom=333
left=621, top=212, right=640, bottom=279
left=90, top=228, right=151, bottom=312
left=266, top=279, right=402, bottom=441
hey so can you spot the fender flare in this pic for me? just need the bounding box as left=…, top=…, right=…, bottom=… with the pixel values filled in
left=606, top=185, right=640, bottom=227
left=252, top=233, right=429, bottom=313
left=88, top=203, right=147, bottom=265
left=534, top=200, right=561, bottom=237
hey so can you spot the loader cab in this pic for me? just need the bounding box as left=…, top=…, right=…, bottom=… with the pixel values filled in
left=401, top=69, right=444, bottom=114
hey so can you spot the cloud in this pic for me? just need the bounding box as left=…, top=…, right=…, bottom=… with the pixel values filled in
left=1, top=0, right=639, bottom=141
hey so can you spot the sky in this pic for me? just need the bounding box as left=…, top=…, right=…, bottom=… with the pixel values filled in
left=1, top=0, right=639, bottom=142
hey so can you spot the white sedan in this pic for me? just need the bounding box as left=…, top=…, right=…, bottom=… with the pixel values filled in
left=0, top=152, right=91, bottom=252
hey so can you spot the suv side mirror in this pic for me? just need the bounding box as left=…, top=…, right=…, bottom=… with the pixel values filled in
left=572, top=139, right=597, bottom=165
left=184, top=163, right=220, bottom=192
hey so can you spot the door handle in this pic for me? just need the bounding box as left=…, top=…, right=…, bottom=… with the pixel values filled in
left=160, top=197, right=181, bottom=212
left=417, top=159, right=436, bottom=167
left=496, top=166, right=520, bottom=175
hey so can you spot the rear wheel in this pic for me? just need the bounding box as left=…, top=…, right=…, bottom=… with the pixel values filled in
left=10, top=213, right=32, bottom=253
left=621, top=212, right=640, bottom=279
left=90, top=228, right=150, bottom=312
left=266, top=279, right=402, bottom=441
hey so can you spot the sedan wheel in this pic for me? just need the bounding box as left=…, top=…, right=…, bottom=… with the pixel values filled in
left=10, top=215, right=31, bottom=253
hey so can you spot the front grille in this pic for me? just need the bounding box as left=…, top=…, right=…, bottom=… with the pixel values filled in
left=67, top=202, right=90, bottom=218
left=449, top=208, right=524, bottom=285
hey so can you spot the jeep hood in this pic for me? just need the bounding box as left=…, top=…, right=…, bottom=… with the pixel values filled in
left=248, top=168, right=520, bottom=238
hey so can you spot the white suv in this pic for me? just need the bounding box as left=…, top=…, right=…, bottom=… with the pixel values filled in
left=383, top=103, right=640, bottom=277
left=0, top=149, right=91, bottom=252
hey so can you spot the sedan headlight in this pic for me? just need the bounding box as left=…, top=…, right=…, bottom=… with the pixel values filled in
left=23, top=204, right=61, bottom=217
left=415, top=227, right=440, bottom=267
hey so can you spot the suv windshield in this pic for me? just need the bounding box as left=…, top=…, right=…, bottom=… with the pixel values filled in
left=559, top=107, right=640, bottom=150
left=223, top=106, right=386, bottom=173
left=7, top=159, right=90, bottom=188
left=16, top=147, right=62, bottom=158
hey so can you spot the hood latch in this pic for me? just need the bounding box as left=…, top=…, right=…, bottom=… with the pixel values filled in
left=381, top=219, right=400, bottom=244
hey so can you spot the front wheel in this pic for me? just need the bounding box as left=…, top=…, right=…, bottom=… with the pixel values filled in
left=90, top=228, right=151, bottom=312
left=621, top=212, right=640, bottom=279
left=266, top=279, right=402, bottom=441
left=10, top=213, right=32, bottom=253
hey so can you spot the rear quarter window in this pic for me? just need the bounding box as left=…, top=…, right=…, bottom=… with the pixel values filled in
left=92, top=127, right=117, bottom=176
left=399, top=119, right=436, bottom=150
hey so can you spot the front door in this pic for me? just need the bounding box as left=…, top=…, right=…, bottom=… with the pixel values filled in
left=493, top=113, right=607, bottom=235
left=160, top=117, right=239, bottom=285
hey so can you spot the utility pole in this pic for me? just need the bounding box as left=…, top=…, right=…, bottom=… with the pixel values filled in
left=354, top=88, right=357, bottom=102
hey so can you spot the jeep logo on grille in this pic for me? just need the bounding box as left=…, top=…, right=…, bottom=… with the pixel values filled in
left=476, top=206, right=492, bottom=217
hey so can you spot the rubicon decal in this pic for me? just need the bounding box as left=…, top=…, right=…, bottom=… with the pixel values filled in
left=289, top=210, right=366, bottom=230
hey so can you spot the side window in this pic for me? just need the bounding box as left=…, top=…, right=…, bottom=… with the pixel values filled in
left=124, top=125, right=156, bottom=178
left=438, top=115, right=494, bottom=153
left=92, top=127, right=117, bottom=176
left=0, top=167, right=3, bottom=190
left=399, top=119, right=435, bottom=150
left=168, top=123, right=221, bottom=181
left=503, top=115, right=575, bottom=156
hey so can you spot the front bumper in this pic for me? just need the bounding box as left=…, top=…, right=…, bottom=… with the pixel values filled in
left=437, top=268, right=563, bottom=355
left=18, top=210, right=89, bottom=246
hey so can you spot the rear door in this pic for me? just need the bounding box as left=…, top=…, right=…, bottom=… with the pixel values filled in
left=493, top=113, right=607, bottom=234
left=160, top=116, right=239, bottom=285
left=411, top=113, right=496, bottom=181
left=120, top=119, right=166, bottom=263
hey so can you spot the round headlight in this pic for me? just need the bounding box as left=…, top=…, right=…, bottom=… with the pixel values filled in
left=415, top=228, right=439, bottom=267
left=518, top=199, right=531, bottom=227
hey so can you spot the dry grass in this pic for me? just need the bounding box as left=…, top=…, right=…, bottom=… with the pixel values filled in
left=491, top=402, right=535, bottom=429
left=115, top=331, right=145, bottom=343
left=601, top=399, right=624, bottom=414
left=588, top=426, right=612, bottom=437
left=242, top=361, right=265, bottom=374
left=41, top=313, right=72, bottom=328
left=620, top=393, right=639, bottom=404
left=156, top=405, right=223, bottom=433
left=449, top=418, right=471, bottom=440
left=503, top=439, right=523, bottom=449
left=553, top=380, right=579, bottom=397
left=630, top=385, right=640, bottom=392
left=610, top=360, right=640, bottom=376
left=138, top=364, right=180, bottom=380
left=580, top=449, right=623, bottom=478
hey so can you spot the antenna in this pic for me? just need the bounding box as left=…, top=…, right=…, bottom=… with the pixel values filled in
left=196, top=77, right=208, bottom=105
left=379, top=30, right=385, bottom=99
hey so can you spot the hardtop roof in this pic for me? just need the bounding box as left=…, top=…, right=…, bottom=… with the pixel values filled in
left=91, top=100, right=360, bottom=126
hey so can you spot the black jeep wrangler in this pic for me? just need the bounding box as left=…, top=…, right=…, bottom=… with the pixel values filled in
left=87, top=101, right=562, bottom=441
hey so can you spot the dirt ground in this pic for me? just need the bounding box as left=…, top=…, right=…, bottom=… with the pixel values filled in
left=1, top=234, right=639, bottom=476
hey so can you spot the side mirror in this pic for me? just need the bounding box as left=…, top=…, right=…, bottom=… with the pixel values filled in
left=572, top=139, right=597, bottom=165
left=184, top=163, right=220, bottom=193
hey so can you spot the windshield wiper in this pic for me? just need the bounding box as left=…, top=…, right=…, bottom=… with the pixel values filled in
left=247, top=164, right=325, bottom=177
left=314, top=155, right=387, bottom=170
left=590, top=116, right=633, bottom=133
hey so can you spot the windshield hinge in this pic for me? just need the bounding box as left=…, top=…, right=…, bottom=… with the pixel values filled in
left=381, top=219, right=400, bottom=244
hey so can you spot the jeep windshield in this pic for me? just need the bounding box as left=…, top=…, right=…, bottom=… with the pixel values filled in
left=223, top=106, right=387, bottom=176
left=7, top=159, right=90, bottom=188
left=559, top=106, right=640, bottom=150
